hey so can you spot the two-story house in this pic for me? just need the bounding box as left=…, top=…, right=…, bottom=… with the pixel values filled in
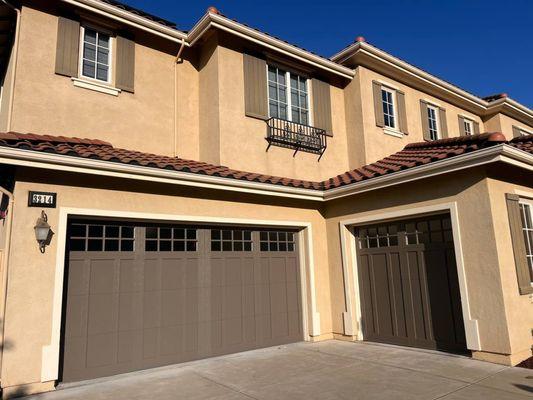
left=0, top=0, right=531, bottom=397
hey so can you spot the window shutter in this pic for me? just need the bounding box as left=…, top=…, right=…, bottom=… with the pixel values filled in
left=512, top=126, right=522, bottom=138
left=311, top=78, right=332, bottom=136
left=505, top=194, right=533, bottom=295
left=372, top=81, right=384, bottom=128
left=473, top=121, right=480, bottom=135
left=243, top=54, right=268, bottom=119
left=396, top=90, right=408, bottom=134
left=420, top=101, right=431, bottom=141
left=116, top=36, right=135, bottom=93
left=55, top=16, right=80, bottom=77
left=439, top=108, right=448, bottom=138
left=458, top=116, right=466, bottom=136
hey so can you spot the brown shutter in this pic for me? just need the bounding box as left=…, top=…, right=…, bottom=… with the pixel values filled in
left=55, top=16, right=80, bottom=77
left=396, top=90, right=408, bottom=134
left=506, top=194, right=533, bottom=295
left=311, top=78, right=333, bottom=135
left=512, top=126, right=521, bottom=138
left=439, top=108, right=448, bottom=138
left=372, top=81, right=384, bottom=127
left=243, top=53, right=268, bottom=119
left=458, top=116, right=466, bottom=136
left=420, top=101, right=431, bottom=141
left=116, top=36, right=135, bottom=93
left=473, top=121, right=480, bottom=134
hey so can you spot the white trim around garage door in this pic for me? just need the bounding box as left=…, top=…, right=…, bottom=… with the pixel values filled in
left=41, top=208, right=321, bottom=382
left=338, top=202, right=481, bottom=351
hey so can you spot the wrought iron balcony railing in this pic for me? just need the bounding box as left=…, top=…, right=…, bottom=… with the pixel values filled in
left=266, top=117, right=327, bottom=160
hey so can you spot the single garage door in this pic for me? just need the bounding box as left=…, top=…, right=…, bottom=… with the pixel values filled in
left=61, top=221, right=302, bottom=382
left=356, top=214, right=467, bottom=352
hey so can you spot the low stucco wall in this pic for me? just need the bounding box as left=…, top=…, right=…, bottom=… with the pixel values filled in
left=0, top=169, right=331, bottom=391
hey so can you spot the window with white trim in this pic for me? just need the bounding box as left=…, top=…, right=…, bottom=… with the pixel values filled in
left=381, top=87, right=396, bottom=129
left=519, top=128, right=531, bottom=136
left=463, top=118, right=474, bottom=135
left=519, top=200, right=533, bottom=285
left=427, top=105, right=439, bottom=140
left=267, top=65, right=309, bottom=125
left=80, top=26, right=111, bottom=83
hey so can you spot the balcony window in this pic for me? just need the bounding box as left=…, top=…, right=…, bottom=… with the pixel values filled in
left=268, top=65, right=309, bottom=125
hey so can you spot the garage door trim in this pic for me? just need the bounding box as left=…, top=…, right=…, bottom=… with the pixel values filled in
left=42, top=208, right=320, bottom=383
left=338, top=202, right=481, bottom=351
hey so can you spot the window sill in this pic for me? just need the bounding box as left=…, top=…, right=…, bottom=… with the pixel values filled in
left=383, top=127, right=404, bottom=138
left=71, top=78, right=121, bottom=96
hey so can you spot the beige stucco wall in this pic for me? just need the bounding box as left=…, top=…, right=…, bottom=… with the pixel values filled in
left=0, top=23, right=17, bottom=133
left=9, top=6, right=177, bottom=156
left=483, top=113, right=533, bottom=140
left=204, top=38, right=351, bottom=182
left=324, top=168, right=527, bottom=360
left=357, top=67, right=486, bottom=164
left=485, top=169, right=533, bottom=363
left=0, top=169, right=332, bottom=391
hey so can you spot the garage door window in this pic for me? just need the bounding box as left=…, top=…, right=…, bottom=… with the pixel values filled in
left=68, top=223, right=134, bottom=251
left=259, top=231, right=295, bottom=251
left=145, top=227, right=197, bottom=252
left=211, top=229, right=253, bottom=251
left=358, top=224, right=399, bottom=248
left=405, top=218, right=453, bottom=245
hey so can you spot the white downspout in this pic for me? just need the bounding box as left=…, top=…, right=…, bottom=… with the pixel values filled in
left=0, top=185, right=14, bottom=376
left=173, top=38, right=185, bottom=157
left=1, top=0, right=21, bottom=132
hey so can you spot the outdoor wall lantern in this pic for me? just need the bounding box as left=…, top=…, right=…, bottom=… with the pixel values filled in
left=34, top=210, right=51, bottom=253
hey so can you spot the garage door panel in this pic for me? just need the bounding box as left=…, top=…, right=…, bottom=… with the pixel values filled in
left=67, top=258, right=90, bottom=296
left=87, top=293, right=119, bottom=335
left=370, top=253, right=394, bottom=337
left=62, top=223, right=302, bottom=382
left=64, top=294, right=88, bottom=338
left=117, top=330, right=142, bottom=363
left=357, top=215, right=466, bottom=352
left=87, top=332, right=118, bottom=368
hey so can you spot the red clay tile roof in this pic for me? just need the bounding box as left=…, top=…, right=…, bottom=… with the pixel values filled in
left=0, top=132, right=530, bottom=192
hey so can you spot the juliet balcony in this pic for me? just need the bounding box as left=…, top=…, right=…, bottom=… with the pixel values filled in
left=266, top=117, right=328, bottom=160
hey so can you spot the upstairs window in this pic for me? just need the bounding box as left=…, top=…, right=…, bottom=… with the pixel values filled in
left=80, top=27, right=111, bottom=83
left=519, top=201, right=533, bottom=284
left=463, top=118, right=474, bottom=135
left=381, top=88, right=396, bottom=129
left=267, top=65, right=309, bottom=125
left=427, top=105, right=440, bottom=140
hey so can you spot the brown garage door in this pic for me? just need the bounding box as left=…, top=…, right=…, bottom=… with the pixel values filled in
left=356, top=214, right=467, bottom=352
left=61, top=221, right=302, bottom=382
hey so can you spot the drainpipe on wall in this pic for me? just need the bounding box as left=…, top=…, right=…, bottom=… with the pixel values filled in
left=0, top=184, right=14, bottom=378
left=173, top=39, right=185, bottom=158
left=1, top=0, right=21, bottom=132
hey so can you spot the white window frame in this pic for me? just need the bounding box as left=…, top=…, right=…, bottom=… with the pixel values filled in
left=518, top=127, right=532, bottom=136
left=381, top=87, right=398, bottom=130
left=266, top=64, right=312, bottom=126
left=519, top=198, right=533, bottom=286
left=427, top=104, right=440, bottom=140
left=78, top=25, right=113, bottom=85
left=463, top=118, right=474, bottom=135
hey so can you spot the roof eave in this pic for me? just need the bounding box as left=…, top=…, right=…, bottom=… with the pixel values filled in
left=61, top=0, right=189, bottom=44
left=187, top=12, right=354, bottom=79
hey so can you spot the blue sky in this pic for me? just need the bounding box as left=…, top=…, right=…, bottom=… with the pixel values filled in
left=125, top=0, right=532, bottom=107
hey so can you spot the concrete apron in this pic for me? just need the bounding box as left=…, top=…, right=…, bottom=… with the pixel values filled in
left=17, top=340, right=533, bottom=400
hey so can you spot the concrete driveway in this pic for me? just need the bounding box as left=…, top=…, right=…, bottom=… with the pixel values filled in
left=21, top=340, right=533, bottom=399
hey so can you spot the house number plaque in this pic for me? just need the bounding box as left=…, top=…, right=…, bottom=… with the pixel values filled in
left=28, top=191, right=57, bottom=208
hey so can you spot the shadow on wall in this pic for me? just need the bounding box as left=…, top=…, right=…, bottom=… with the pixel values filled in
left=0, top=320, right=29, bottom=399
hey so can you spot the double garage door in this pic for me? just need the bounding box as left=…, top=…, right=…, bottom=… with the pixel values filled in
left=61, top=221, right=303, bottom=382
left=356, top=214, right=467, bottom=352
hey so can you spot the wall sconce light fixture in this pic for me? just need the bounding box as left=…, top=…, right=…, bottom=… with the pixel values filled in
left=34, top=210, right=51, bottom=253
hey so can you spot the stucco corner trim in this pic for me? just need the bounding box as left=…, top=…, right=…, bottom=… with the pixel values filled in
left=337, top=202, right=481, bottom=351
left=41, top=208, right=321, bottom=382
